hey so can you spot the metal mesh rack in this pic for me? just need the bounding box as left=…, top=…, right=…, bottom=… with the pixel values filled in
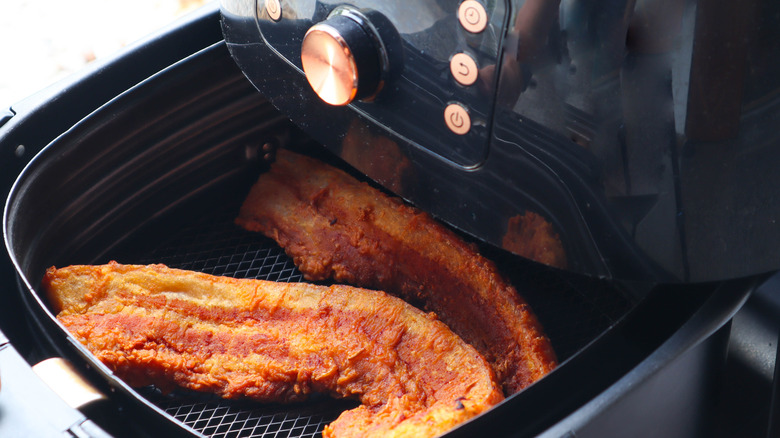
left=143, top=389, right=356, bottom=438
left=112, top=193, right=632, bottom=438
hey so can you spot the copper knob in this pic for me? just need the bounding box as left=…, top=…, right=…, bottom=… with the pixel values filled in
left=301, top=12, right=382, bottom=106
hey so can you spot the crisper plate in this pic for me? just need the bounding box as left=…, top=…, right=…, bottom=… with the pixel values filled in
left=106, top=190, right=632, bottom=438
left=142, top=387, right=355, bottom=438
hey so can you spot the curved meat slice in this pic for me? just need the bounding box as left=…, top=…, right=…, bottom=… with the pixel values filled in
left=235, top=149, right=557, bottom=394
left=43, top=262, right=503, bottom=438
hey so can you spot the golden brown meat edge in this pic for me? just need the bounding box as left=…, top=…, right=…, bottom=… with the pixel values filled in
left=235, top=149, right=558, bottom=395
left=43, top=262, right=503, bottom=438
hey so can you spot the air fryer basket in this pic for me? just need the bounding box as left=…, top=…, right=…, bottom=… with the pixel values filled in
left=3, top=38, right=753, bottom=438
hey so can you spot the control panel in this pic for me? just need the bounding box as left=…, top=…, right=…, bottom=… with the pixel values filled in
left=253, top=0, right=508, bottom=167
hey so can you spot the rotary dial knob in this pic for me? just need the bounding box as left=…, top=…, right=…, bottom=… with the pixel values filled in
left=301, top=10, right=384, bottom=106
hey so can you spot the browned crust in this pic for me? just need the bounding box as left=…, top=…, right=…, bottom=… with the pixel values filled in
left=43, top=262, right=503, bottom=438
left=235, top=149, right=557, bottom=394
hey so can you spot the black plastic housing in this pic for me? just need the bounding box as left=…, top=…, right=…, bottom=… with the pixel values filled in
left=222, top=0, right=780, bottom=283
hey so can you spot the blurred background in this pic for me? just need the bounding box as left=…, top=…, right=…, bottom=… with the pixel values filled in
left=0, top=0, right=212, bottom=110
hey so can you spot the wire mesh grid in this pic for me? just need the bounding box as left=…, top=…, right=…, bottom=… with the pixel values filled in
left=142, top=389, right=355, bottom=438
left=118, top=192, right=632, bottom=438
left=136, top=216, right=304, bottom=283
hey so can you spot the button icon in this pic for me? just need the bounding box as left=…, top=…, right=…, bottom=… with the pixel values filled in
left=458, top=1, right=488, bottom=34
left=266, top=0, right=282, bottom=21
left=450, top=53, right=479, bottom=86
left=444, top=103, right=471, bottom=135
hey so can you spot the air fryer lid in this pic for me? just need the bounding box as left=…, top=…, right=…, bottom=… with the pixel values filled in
left=220, top=0, right=780, bottom=283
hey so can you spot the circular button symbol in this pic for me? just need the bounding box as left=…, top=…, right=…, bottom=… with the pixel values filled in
left=458, top=1, right=488, bottom=34
left=444, top=103, right=471, bottom=135
left=266, top=0, right=282, bottom=21
left=450, top=53, right=479, bottom=86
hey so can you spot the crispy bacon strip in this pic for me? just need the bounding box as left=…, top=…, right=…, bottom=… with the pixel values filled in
left=43, top=262, right=503, bottom=438
left=235, top=149, right=557, bottom=394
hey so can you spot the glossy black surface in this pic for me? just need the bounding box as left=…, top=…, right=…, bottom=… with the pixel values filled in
left=253, top=0, right=504, bottom=167
left=222, top=0, right=780, bottom=282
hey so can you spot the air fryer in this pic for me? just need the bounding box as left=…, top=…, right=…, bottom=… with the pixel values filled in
left=1, top=1, right=778, bottom=437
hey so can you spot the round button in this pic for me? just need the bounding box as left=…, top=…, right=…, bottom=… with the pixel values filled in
left=265, top=0, right=282, bottom=21
left=458, top=0, right=488, bottom=34
left=450, top=53, right=478, bottom=86
left=444, top=103, right=471, bottom=135
left=301, top=26, right=358, bottom=106
left=301, top=12, right=382, bottom=106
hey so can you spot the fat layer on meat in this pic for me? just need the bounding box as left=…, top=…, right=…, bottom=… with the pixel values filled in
left=236, top=149, right=558, bottom=394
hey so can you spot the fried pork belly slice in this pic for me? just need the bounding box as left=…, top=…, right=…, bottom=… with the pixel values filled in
left=43, top=262, right=503, bottom=438
left=235, top=149, right=557, bottom=395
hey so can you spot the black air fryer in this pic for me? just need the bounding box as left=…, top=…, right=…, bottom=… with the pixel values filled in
left=1, top=1, right=779, bottom=437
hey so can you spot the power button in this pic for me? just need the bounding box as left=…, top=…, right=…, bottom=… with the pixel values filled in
left=444, top=103, right=471, bottom=135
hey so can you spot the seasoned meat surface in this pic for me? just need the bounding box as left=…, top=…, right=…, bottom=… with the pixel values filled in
left=43, top=262, right=503, bottom=438
left=236, top=149, right=557, bottom=394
